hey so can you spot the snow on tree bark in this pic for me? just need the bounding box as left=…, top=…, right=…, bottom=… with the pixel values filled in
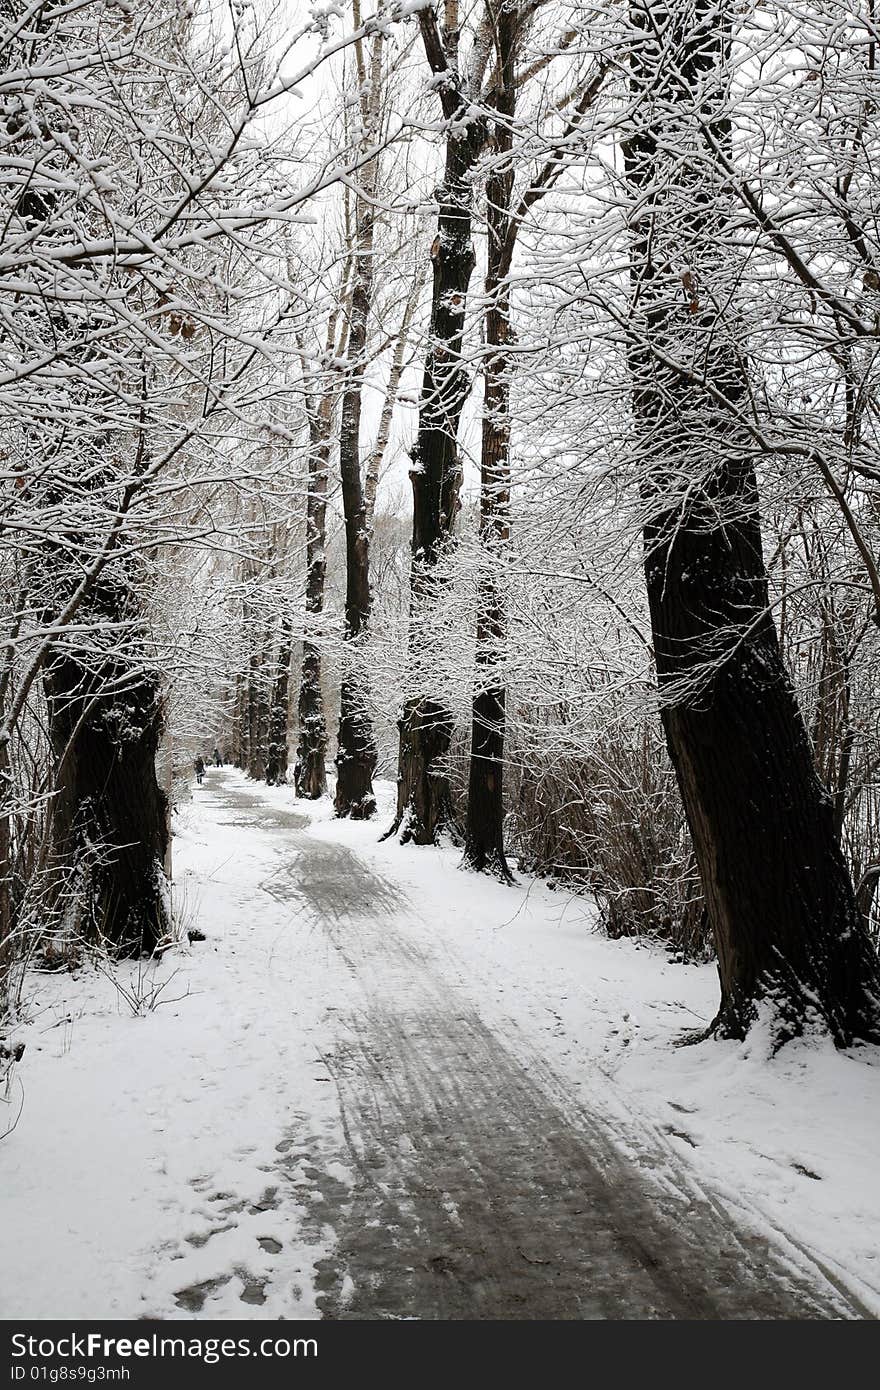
left=334, top=8, right=382, bottom=820
left=625, top=0, right=880, bottom=1045
left=390, top=7, right=485, bottom=846
left=43, top=572, right=171, bottom=955
left=294, top=385, right=332, bottom=800
left=462, top=0, right=520, bottom=879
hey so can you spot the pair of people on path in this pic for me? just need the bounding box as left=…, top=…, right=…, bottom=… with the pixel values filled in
left=195, top=747, right=224, bottom=783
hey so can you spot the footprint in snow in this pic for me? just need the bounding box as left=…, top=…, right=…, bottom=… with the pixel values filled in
left=237, top=1271, right=268, bottom=1306
left=664, top=1124, right=699, bottom=1148
left=173, top=1274, right=231, bottom=1313
left=791, top=1162, right=822, bottom=1180
left=184, top=1223, right=235, bottom=1248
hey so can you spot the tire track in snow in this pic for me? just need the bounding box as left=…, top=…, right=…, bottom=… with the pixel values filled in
left=219, top=776, right=861, bottom=1320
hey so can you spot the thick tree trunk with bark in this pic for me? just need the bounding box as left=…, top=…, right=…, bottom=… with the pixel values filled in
left=334, top=315, right=378, bottom=816
left=627, top=0, right=880, bottom=1045
left=295, top=644, right=326, bottom=798
left=463, top=5, right=516, bottom=878
left=43, top=577, right=170, bottom=956
left=393, top=176, right=477, bottom=840
left=0, top=13, right=172, bottom=963
left=462, top=308, right=512, bottom=876
left=390, top=9, right=485, bottom=845
left=647, top=503, right=880, bottom=1043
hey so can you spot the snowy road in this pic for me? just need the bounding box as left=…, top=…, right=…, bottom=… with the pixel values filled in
left=3, top=769, right=874, bottom=1321
left=191, top=774, right=855, bottom=1320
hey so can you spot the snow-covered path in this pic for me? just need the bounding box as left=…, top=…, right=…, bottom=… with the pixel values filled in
left=2, top=769, right=878, bottom=1320
left=201, top=777, right=853, bottom=1320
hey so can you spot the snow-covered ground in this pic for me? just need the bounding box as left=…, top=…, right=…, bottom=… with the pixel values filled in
left=314, top=783, right=880, bottom=1317
left=2, top=769, right=879, bottom=1318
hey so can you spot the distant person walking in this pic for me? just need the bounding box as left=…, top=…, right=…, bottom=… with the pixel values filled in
left=194, top=756, right=205, bottom=785
left=213, top=747, right=222, bottom=767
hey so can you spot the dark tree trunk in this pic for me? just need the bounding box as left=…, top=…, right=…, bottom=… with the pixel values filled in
left=462, top=6, right=517, bottom=879
left=0, top=6, right=171, bottom=963
left=43, top=577, right=170, bottom=956
left=335, top=664, right=377, bottom=819
left=390, top=12, right=485, bottom=845
left=627, top=0, right=880, bottom=1045
left=245, top=634, right=267, bottom=781
left=294, top=644, right=327, bottom=798
left=265, top=613, right=292, bottom=785
left=333, top=29, right=381, bottom=821
left=394, top=696, right=457, bottom=844
left=334, top=380, right=377, bottom=813
left=294, top=392, right=331, bottom=799
left=234, top=592, right=256, bottom=773
left=462, top=337, right=512, bottom=876
left=231, top=667, right=247, bottom=769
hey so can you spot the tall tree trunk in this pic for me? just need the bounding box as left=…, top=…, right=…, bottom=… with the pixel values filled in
left=43, top=576, right=170, bottom=956
left=462, top=2, right=517, bottom=878
left=265, top=610, right=292, bottom=785
left=334, top=11, right=381, bottom=820
left=292, top=296, right=344, bottom=802
left=389, top=7, right=485, bottom=845
left=294, top=416, right=330, bottom=799
left=626, top=0, right=880, bottom=1045
left=295, top=644, right=326, bottom=798
left=0, top=8, right=171, bottom=962
left=246, top=628, right=268, bottom=781
left=231, top=667, right=247, bottom=768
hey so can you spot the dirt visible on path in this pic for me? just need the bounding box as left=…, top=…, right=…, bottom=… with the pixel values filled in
left=215, top=775, right=861, bottom=1320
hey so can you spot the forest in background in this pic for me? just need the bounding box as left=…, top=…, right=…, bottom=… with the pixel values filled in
left=3, top=0, right=880, bottom=1057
